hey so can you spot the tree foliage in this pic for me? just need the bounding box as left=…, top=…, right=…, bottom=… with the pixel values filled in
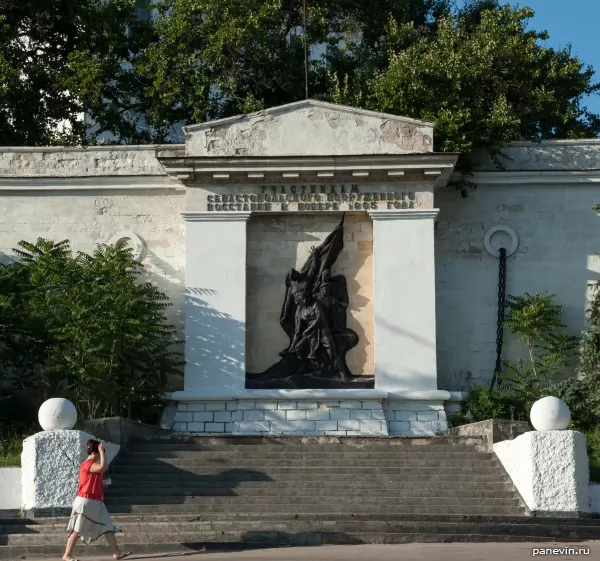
left=0, top=0, right=598, bottom=161
left=0, top=238, right=182, bottom=426
left=0, top=0, right=154, bottom=145
left=361, top=4, right=600, bottom=173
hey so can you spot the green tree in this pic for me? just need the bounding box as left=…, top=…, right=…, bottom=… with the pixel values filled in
left=0, top=238, right=182, bottom=424
left=360, top=4, right=600, bottom=178
left=0, top=0, right=153, bottom=145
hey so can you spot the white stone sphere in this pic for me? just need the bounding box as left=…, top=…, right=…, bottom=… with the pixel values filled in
left=38, top=398, right=77, bottom=431
left=530, top=396, right=571, bottom=431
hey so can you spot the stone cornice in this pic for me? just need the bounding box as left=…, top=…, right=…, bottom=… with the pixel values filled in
left=368, top=209, right=439, bottom=220
left=181, top=211, right=251, bottom=222
left=461, top=170, right=600, bottom=186
left=159, top=153, right=459, bottom=187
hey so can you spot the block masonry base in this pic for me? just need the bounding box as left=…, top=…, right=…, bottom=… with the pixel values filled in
left=172, top=399, right=449, bottom=436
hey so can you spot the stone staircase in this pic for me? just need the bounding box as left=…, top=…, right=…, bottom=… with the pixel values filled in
left=2, top=435, right=600, bottom=558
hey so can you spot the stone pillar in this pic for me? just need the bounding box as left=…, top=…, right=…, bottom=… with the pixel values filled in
left=22, top=430, right=119, bottom=515
left=369, top=209, right=439, bottom=392
left=182, top=212, right=251, bottom=395
left=494, top=431, right=590, bottom=516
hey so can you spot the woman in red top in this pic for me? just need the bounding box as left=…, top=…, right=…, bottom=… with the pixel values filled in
left=63, top=440, right=131, bottom=561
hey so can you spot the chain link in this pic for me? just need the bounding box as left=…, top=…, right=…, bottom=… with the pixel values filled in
left=490, top=248, right=507, bottom=390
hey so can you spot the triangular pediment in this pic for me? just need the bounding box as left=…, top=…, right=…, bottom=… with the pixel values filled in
left=184, top=100, right=434, bottom=157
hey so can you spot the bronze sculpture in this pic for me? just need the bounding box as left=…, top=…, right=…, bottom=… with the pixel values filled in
left=246, top=215, right=373, bottom=389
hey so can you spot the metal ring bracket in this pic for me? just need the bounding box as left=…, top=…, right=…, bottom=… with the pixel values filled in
left=108, top=231, right=145, bottom=261
left=484, top=225, right=518, bottom=258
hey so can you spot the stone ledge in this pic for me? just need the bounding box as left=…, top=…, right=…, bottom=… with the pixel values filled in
left=449, top=419, right=531, bottom=452
left=168, top=389, right=468, bottom=402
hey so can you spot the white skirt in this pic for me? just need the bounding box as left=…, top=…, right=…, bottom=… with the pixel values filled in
left=67, top=496, right=119, bottom=544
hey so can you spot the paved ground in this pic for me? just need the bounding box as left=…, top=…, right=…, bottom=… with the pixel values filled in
left=58, top=542, right=599, bottom=561
left=141, top=543, right=598, bottom=560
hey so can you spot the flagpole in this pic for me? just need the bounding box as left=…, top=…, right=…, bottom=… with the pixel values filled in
left=303, top=0, right=309, bottom=99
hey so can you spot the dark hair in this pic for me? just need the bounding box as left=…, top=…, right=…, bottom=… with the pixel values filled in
left=87, top=440, right=100, bottom=455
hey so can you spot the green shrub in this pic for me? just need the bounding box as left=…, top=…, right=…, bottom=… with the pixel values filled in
left=465, top=384, right=523, bottom=421
left=0, top=427, right=35, bottom=467
left=0, top=238, right=183, bottom=427
left=584, top=426, right=600, bottom=482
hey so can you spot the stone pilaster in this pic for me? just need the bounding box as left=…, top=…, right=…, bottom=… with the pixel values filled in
left=181, top=211, right=251, bottom=395
left=369, top=209, right=439, bottom=392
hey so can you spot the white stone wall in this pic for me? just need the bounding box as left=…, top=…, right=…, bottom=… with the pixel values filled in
left=185, top=100, right=433, bottom=157
left=0, top=467, right=22, bottom=510
left=0, top=145, right=182, bottom=176
left=435, top=181, right=600, bottom=390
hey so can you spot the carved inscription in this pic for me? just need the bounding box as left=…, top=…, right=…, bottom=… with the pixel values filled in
left=207, top=184, right=417, bottom=212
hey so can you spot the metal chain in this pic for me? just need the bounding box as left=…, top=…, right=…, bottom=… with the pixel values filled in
left=490, top=247, right=507, bottom=390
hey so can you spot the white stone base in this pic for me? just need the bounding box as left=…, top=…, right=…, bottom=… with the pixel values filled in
left=384, top=400, right=448, bottom=436
left=21, top=430, right=120, bottom=511
left=174, top=400, right=388, bottom=436
left=493, top=430, right=590, bottom=516
left=172, top=398, right=451, bottom=436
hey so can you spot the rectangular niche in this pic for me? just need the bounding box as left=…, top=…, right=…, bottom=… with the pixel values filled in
left=245, top=213, right=374, bottom=382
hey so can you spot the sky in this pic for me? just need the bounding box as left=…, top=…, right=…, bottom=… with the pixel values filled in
left=509, top=0, right=600, bottom=116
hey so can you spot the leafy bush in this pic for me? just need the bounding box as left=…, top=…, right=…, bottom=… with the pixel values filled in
left=464, top=384, right=520, bottom=421
left=0, top=238, right=183, bottom=427
left=0, top=427, right=36, bottom=467
left=585, top=426, right=600, bottom=482
left=459, top=291, right=578, bottom=423
left=553, top=281, right=600, bottom=432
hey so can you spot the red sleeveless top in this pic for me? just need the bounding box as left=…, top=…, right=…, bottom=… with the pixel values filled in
left=77, top=459, right=104, bottom=501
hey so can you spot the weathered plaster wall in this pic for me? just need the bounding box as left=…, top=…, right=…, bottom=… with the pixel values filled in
left=435, top=181, right=600, bottom=390
left=0, top=146, right=186, bottom=389
left=246, top=213, right=374, bottom=375
left=473, top=140, right=600, bottom=171
left=185, top=100, right=434, bottom=157
left=0, top=192, right=185, bottom=310
left=0, top=145, right=183, bottom=176
left=0, top=467, right=21, bottom=510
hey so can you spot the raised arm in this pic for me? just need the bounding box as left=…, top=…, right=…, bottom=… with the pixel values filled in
left=89, top=442, right=107, bottom=473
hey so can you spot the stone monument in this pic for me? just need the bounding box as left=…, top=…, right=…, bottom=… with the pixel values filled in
left=162, top=99, right=461, bottom=436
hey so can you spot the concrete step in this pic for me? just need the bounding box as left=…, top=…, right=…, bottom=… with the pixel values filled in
left=0, top=535, right=578, bottom=559
left=4, top=520, right=600, bottom=546
left=105, top=480, right=512, bottom=491
left=109, top=472, right=508, bottom=483
left=128, top=436, right=485, bottom=450
left=111, top=465, right=502, bottom=475
left=106, top=503, right=525, bottom=515
left=6, top=513, right=600, bottom=526
left=115, top=458, right=497, bottom=468
left=103, top=495, right=522, bottom=506
left=119, top=450, right=492, bottom=459
left=105, top=487, right=515, bottom=498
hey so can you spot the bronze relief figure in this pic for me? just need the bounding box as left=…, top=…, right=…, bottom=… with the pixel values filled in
left=246, top=215, right=373, bottom=389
